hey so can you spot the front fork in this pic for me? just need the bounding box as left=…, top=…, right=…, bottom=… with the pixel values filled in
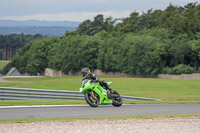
left=90, top=90, right=98, bottom=102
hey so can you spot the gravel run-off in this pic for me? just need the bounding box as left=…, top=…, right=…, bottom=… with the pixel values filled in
left=0, top=117, right=200, bottom=133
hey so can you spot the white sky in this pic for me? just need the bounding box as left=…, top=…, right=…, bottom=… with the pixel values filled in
left=0, top=0, right=199, bottom=22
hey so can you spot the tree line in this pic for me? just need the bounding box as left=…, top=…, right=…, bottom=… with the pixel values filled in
left=0, top=33, right=43, bottom=60
left=3, top=2, right=200, bottom=75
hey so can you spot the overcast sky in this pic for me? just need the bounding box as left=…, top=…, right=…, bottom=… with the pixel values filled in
left=0, top=0, right=199, bottom=22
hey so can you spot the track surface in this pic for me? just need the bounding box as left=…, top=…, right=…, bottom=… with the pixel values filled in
left=0, top=104, right=200, bottom=119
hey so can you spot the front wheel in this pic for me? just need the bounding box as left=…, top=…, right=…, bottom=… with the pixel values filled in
left=85, top=90, right=100, bottom=107
left=112, top=91, right=123, bottom=107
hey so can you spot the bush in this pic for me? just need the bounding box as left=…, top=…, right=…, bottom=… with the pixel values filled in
left=162, top=64, right=196, bottom=75
left=197, top=67, right=200, bottom=73
left=1, top=62, right=13, bottom=75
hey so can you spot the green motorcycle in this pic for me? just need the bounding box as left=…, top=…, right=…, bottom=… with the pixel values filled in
left=80, top=79, right=122, bottom=107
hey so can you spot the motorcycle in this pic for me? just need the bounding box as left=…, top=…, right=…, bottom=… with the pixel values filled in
left=79, top=79, right=122, bottom=107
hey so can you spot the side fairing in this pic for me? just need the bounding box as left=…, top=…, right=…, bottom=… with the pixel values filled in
left=107, top=81, right=112, bottom=86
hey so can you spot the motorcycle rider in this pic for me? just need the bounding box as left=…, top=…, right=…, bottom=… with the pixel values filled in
left=81, top=68, right=114, bottom=93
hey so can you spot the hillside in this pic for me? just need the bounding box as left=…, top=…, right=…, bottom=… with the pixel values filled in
left=0, top=20, right=80, bottom=27
left=0, top=20, right=81, bottom=36
left=0, top=26, right=76, bottom=36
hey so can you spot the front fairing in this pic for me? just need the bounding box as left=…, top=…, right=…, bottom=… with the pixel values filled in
left=80, top=80, right=112, bottom=104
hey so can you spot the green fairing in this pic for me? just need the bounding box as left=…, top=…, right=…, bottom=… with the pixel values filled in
left=80, top=80, right=113, bottom=104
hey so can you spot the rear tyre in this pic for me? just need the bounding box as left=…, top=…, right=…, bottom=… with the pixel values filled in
left=112, top=91, right=122, bottom=107
left=85, top=90, right=99, bottom=107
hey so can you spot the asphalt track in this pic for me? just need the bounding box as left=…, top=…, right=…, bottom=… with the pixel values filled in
left=0, top=104, right=200, bottom=119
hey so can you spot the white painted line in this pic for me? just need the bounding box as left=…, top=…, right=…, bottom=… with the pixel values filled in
left=0, top=105, right=89, bottom=109
left=0, top=104, right=131, bottom=109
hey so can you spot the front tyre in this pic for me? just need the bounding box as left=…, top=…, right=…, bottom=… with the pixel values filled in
left=112, top=91, right=123, bottom=107
left=85, top=90, right=99, bottom=107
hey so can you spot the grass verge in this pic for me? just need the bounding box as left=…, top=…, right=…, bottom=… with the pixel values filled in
left=0, top=113, right=199, bottom=123
left=0, top=76, right=200, bottom=105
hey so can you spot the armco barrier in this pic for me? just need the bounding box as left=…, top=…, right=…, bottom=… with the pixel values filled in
left=0, top=87, right=160, bottom=101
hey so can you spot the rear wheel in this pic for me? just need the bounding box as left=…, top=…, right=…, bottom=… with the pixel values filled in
left=85, top=90, right=100, bottom=107
left=112, top=91, right=122, bottom=107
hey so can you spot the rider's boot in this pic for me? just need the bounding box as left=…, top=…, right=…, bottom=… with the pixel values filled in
left=108, top=87, right=114, bottom=94
left=107, top=87, right=114, bottom=99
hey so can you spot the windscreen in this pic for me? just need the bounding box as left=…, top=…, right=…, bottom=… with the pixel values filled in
left=82, top=79, right=89, bottom=86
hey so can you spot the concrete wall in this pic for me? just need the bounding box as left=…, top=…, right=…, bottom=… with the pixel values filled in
left=44, top=68, right=200, bottom=80
left=44, top=68, right=63, bottom=77
left=93, top=69, right=133, bottom=78
left=44, top=68, right=147, bottom=78
left=157, top=73, right=200, bottom=80
left=66, top=69, right=150, bottom=78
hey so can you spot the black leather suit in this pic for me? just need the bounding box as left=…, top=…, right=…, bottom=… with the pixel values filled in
left=82, top=74, right=110, bottom=89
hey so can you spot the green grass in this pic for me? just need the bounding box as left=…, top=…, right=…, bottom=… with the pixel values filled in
left=0, top=77, right=199, bottom=122
left=0, top=76, right=200, bottom=106
left=0, top=60, right=10, bottom=71
left=0, top=113, right=199, bottom=123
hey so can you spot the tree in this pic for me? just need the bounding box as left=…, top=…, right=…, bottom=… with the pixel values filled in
left=76, top=14, right=115, bottom=35
left=121, top=33, right=167, bottom=75
left=190, top=33, right=200, bottom=70
left=11, top=37, right=57, bottom=75
left=0, top=34, right=43, bottom=60
left=76, top=19, right=93, bottom=35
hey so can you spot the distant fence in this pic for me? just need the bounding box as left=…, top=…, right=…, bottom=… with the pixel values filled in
left=0, top=87, right=160, bottom=101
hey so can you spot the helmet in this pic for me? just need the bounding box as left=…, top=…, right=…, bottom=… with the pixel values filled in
left=81, top=68, right=90, bottom=78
